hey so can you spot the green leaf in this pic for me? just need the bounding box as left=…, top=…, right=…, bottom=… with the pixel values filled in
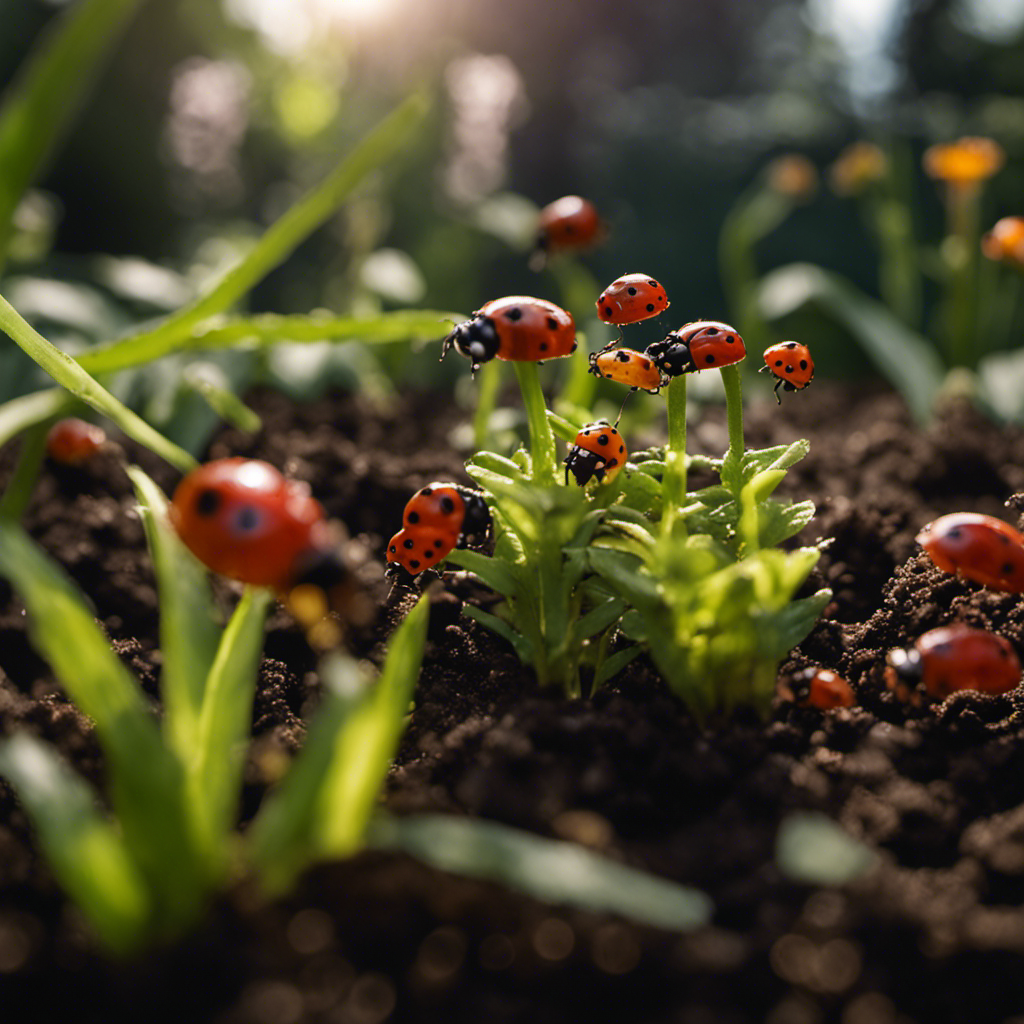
left=369, top=814, right=713, bottom=933
left=758, top=499, right=817, bottom=550
left=0, top=734, right=150, bottom=954
left=758, top=263, right=944, bottom=422
left=469, top=450, right=525, bottom=480
left=462, top=604, right=533, bottom=663
left=0, top=522, right=203, bottom=930
left=76, top=93, right=431, bottom=375
left=181, top=363, right=262, bottom=433
left=0, top=388, right=75, bottom=448
left=188, top=587, right=272, bottom=869
left=0, top=0, right=144, bottom=268
left=546, top=408, right=582, bottom=444
left=775, top=812, right=877, bottom=885
left=762, top=588, right=831, bottom=655
left=127, top=467, right=220, bottom=763
left=445, top=547, right=521, bottom=597
left=0, top=293, right=197, bottom=473
left=593, top=644, right=642, bottom=687
left=571, top=597, right=625, bottom=646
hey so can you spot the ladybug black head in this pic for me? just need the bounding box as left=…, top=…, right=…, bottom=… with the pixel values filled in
left=886, top=645, right=922, bottom=684
left=454, top=488, right=492, bottom=545
left=442, top=315, right=501, bottom=369
left=564, top=447, right=605, bottom=487
left=645, top=334, right=692, bottom=377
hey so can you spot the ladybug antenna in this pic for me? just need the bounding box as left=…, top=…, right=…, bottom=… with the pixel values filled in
left=614, top=389, right=637, bottom=427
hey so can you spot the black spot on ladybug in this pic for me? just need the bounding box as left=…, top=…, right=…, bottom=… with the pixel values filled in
left=434, top=539, right=445, bottom=549
left=195, top=488, right=221, bottom=516
left=403, top=538, right=415, bottom=549
left=604, top=307, right=613, bottom=317
left=705, top=354, right=716, bottom=364
left=785, top=364, right=794, bottom=373
left=647, top=280, right=658, bottom=287
left=999, top=533, right=1012, bottom=544
left=705, top=327, right=719, bottom=335
left=235, top=506, right=260, bottom=532
left=947, top=527, right=962, bottom=539
left=627, top=286, right=637, bottom=296
left=616, top=351, right=629, bottom=361
left=539, top=342, right=549, bottom=352
left=583, top=429, right=591, bottom=435
left=546, top=316, right=559, bottom=330
left=641, top=358, right=651, bottom=368
left=775, top=359, right=783, bottom=367
left=389, top=545, right=397, bottom=554
left=423, top=549, right=434, bottom=559
left=410, top=559, right=421, bottom=569
left=619, top=445, right=625, bottom=452
left=440, top=497, right=455, bottom=514
left=420, top=487, right=433, bottom=496
left=646, top=303, right=655, bottom=312
left=800, top=359, right=808, bottom=370
left=598, top=434, right=609, bottom=445
left=607, top=458, right=619, bottom=468
left=505, top=307, right=523, bottom=321
left=786, top=341, right=798, bottom=348
left=934, top=642, right=952, bottom=656
left=407, top=510, right=420, bottom=524
left=726, top=336, right=735, bottom=343
left=1003, top=562, right=1015, bottom=574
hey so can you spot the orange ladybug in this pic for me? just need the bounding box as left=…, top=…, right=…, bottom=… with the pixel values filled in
left=761, top=342, right=814, bottom=403
left=588, top=347, right=664, bottom=393
left=781, top=667, right=856, bottom=709
left=46, top=418, right=107, bottom=465
left=645, top=321, right=746, bottom=377
left=917, top=512, right=1024, bottom=593
left=564, top=422, right=627, bottom=486
left=442, top=296, right=577, bottom=372
left=596, top=274, right=669, bottom=326
left=536, top=195, right=603, bottom=256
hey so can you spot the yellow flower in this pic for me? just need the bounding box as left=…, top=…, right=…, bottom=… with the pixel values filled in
left=829, top=142, right=887, bottom=196
left=923, top=136, right=1005, bottom=190
left=765, top=154, right=818, bottom=200
left=982, top=216, right=1024, bottom=268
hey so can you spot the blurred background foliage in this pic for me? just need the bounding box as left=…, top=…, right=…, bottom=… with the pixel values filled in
left=2, top=0, right=1024, bottom=406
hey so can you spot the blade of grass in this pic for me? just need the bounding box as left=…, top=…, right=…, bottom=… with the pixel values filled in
left=75, top=93, right=431, bottom=375
left=0, top=734, right=150, bottom=954
left=0, top=293, right=197, bottom=472
left=188, top=586, right=273, bottom=872
left=0, top=388, right=75, bottom=448
left=126, top=466, right=220, bottom=763
left=369, top=814, right=713, bottom=933
left=0, top=521, right=203, bottom=932
left=0, top=421, right=48, bottom=521
left=0, top=0, right=145, bottom=268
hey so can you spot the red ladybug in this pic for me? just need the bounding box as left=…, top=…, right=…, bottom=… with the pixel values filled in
left=887, top=624, right=1021, bottom=700
left=46, top=418, right=107, bottom=465
left=536, top=195, right=603, bottom=256
left=596, top=274, right=669, bottom=326
left=442, top=296, right=577, bottom=372
left=761, top=342, right=814, bottom=403
left=564, top=423, right=627, bottom=486
left=780, top=667, right=856, bottom=709
left=387, top=483, right=491, bottom=576
left=588, top=347, right=664, bottom=393
left=917, top=512, right=1024, bottom=593
left=170, top=458, right=330, bottom=591
left=645, top=321, right=746, bottom=377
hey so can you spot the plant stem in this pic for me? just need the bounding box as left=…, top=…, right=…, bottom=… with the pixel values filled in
left=513, top=362, right=557, bottom=483
left=0, top=422, right=47, bottom=521
left=720, top=363, right=745, bottom=465
left=661, top=373, right=687, bottom=536
left=472, top=360, right=502, bottom=451
left=944, top=184, right=982, bottom=369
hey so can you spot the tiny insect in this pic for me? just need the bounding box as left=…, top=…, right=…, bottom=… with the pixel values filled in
left=45, top=418, right=107, bottom=465
left=779, top=667, right=856, bottom=709
left=386, top=483, right=491, bottom=577
left=645, top=320, right=745, bottom=377
left=441, top=296, right=577, bottom=373
left=588, top=347, right=665, bottom=393
left=596, top=274, right=669, bottom=326
left=564, top=422, right=627, bottom=487
left=760, top=342, right=814, bottom=403
left=535, top=195, right=603, bottom=258
left=916, top=512, right=1024, bottom=593
left=886, top=624, right=1021, bottom=701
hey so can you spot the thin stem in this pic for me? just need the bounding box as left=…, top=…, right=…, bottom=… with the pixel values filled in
left=944, top=184, right=982, bottom=369
left=513, top=362, right=557, bottom=483
left=472, top=360, right=502, bottom=451
left=0, top=423, right=48, bottom=521
left=661, top=373, right=687, bottom=537
left=720, top=363, right=745, bottom=466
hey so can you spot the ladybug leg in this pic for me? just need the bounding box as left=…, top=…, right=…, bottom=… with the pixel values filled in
left=614, top=389, right=637, bottom=426
left=757, top=363, right=770, bottom=374
left=773, top=378, right=783, bottom=404
left=595, top=337, right=623, bottom=356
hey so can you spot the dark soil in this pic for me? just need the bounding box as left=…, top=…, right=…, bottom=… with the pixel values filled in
left=4, top=383, right=1024, bottom=1023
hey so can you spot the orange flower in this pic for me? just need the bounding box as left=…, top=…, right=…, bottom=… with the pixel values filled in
left=765, top=154, right=818, bottom=200
left=982, top=216, right=1024, bottom=268
left=923, top=136, right=1005, bottom=190
left=829, top=141, right=887, bottom=196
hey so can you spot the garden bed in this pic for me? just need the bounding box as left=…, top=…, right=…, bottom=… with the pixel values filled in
left=3, top=381, right=1024, bottom=1023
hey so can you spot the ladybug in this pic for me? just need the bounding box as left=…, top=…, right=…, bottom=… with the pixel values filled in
left=779, top=667, right=855, bottom=709
left=564, top=422, right=627, bottom=486
left=588, top=347, right=664, bottom=393
left=916, top=512, right=1024, bottom=593
left=645, top=320, right=746, bottom=377
left=46, top=418, right=107, bottom=465
left=886, top=624, right=1021, bottom=700
left=535, top=195, right=603, bottom=256
left=596, top=274, right=669, bottom=326
left=170, top=458, right=331, bottom=591
left=442, top=296, right=577, bottom=372
left=387, top=483, right=491, bottom=577
left=761, top=341, right=814, bottom=403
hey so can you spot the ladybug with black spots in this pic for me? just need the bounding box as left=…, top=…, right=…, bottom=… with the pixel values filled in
left=886, top=624, right=1021, bottom=701
left=46, top=418, right=107, bottom=465
left=761, top=341, right=814, bottom=403
left=779, top=667, right=856, bottom=709
left=386, top=483, right=491, bottom=576
left=916, top=512, right=1024, bottom=593
left=645, top=320, right=746, bottom=377
left=596, top=274, right=669, bottom=326
left=588, top=347, right=664, bottom=393
left=535, top=195, right=603, bottom=259
left=442, top=296, right=577, bottom=373
left=564, top=422, right=627, bottom=487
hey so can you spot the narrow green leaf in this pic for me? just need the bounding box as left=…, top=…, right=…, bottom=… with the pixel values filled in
left=76, top=93, right=431, bottom=375
left=763, top=588, right=831, bottom=655
left=0, top=421, right=48, bottom=521
left=462, top=604, right=533, bottom=663
left=0, top=388, right=75, bottom=448
left=369, top=814, right=713, bottom=933
left=314, top=594, right=430, bottom=856
left=189, top=587, right=272, bottom=868
left=776, top=812, right=877, bottom=885
left=445, top=547, right=521, bottom=597
left=0, top=293, right=197, bottom=472
left=468, top=451, right=524, bottom=480
left=571, top=597, right=625, bottom=645
left=0, top=734, right=150, bottom=954
left=594, top=644, right=642, bottom=687
left=181, top=364, right=262, bottom=433
left=127, top=467, right=220, bottom=762
left=546, top=408, right=582, bottom=444
left=758, top=499, right=817, bottom=550
left=0, top=0, right=144, bottom=267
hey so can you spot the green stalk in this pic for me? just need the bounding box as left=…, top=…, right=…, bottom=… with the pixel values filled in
left=720, top=363, right=745, bottom=466
left=0, top=292, right=196, bottom=472
left=944, top=185, right=982, bottom=369
left=661, top=373, right=687, bottom=537
left=513, top=362, right=557, bottom=483
left=472, top=360, right=502, bottom=451
left=0, top=422, right=48, bottom=521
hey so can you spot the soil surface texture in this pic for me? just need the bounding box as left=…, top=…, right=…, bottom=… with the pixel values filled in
left=4, top=383, right=1024, bottom=1024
